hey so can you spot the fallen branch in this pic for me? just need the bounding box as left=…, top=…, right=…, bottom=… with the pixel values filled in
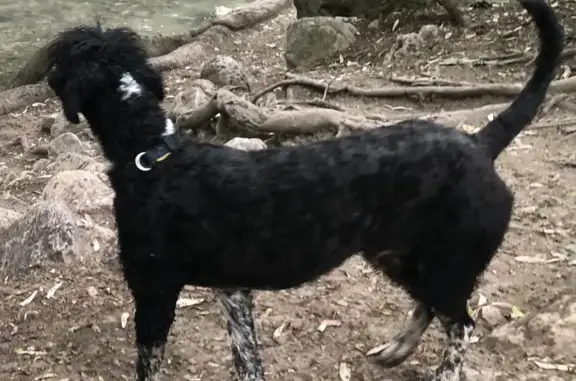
left=277, top=99, right=345, bottom=111
left=9, top=0, right=291, bottom=88
left=528, top=118, right=576, bottom=130
left=252, top=73, right=576, bottom=104
left=0, top=0, right=291, bottom=116
left=389, top=75, right=475, bottom=87
left=439, top=47, right=576, bottom=67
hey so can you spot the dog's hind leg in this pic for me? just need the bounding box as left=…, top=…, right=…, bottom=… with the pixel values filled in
left=216, top=289, right=265, bottom=381
left=131, top=282, right=182, bottom=381
left=431, top=311, right=475, bottom=381
left=367, top=303, right=434, bottom=367
left=363, top=251, right=435, bottom=367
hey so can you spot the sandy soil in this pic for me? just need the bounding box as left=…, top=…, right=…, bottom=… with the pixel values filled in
left=0, top=2, right=574, bottom=381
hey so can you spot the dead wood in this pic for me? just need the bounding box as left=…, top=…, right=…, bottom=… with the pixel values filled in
left=148, top=42, right=209, bottom=72
left=389, top=75, right=475, bottom=87
left=252, top=73, right=576, bottom=104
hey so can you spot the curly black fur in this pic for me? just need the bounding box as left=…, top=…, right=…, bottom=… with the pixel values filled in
left=46, top=2, right=563, bottom=380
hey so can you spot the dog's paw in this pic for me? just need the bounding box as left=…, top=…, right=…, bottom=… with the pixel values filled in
left=366, top=335, right=418, bottom=368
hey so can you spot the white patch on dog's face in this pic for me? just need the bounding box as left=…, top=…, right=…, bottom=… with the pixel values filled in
left=118, top=72, right=142, bottom=100
left=162, top=118, right=175, bottom=136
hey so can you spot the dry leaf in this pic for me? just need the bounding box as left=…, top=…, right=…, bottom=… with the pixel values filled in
left=317, top=319, right=342, bottom=332
left=87, top=286, right=98, bottom=298
left=46, top=281, right=63, bottom=299
left=20, top=290, right=38, bottom=306
left=176, top=297, right=205, bottom=308
left=510, top=305, right=525, bottom=319
left=339, top=362, right=352, bottom=381
left=366, top=343, right=387, bottom=356
left=273, top=322, right=288, bottom=341
left=34, top=373, right=56, bottom=380
left=477, top=293, right=487, bottom=307
left=120, top=312, right=130, bottom=329
left=514, top=255, right=547, bottom=264
left=92, top=239, right=100, bottom=252
left=533, top=360, right=574, bottom=372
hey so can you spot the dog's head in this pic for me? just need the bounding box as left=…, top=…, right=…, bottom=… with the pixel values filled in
left=46, top=24, right=165, bottom=124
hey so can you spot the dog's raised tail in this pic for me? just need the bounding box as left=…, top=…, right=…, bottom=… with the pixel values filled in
left=475, top=0, right=564, bottom=161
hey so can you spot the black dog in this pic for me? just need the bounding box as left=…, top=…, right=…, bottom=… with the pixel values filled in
left=45, top=1, right=563, bottom=380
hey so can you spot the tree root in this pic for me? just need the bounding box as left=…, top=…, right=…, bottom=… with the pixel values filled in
left=0, top=0, right=291, bottom=117
left=177, top=88, right=514, bottom=140
left=9, top=0, right=292, bottom=88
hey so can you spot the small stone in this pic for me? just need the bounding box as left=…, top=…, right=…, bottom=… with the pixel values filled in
left=225, top=137, right=267, bottom=151
left=200, top=55, right=255, bottom=91
left=419, top=24, right=440, bottom=45
left=32, top=158, right=51, bottom=173
left=479, top=305, right=506, bottom=328
left=49, top=132, right=85, bottom=156
left=367, top=19, right=380, bottom=30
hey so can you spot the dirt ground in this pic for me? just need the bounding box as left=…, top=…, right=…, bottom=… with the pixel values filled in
left=0, top=2, right=575, bottom=381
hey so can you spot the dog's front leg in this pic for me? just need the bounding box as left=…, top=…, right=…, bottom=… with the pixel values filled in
left=216, top=289, right=265, bottom=381
left=131, top=283, right=182, bottom=381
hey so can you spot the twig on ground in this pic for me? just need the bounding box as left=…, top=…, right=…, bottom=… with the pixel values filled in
left=438, top=47, right=576, bottom=68
left=389, top=75, right=475, bottom=87
left=528, top=118, right=576, bottom=130
left=322, top=78, right=335, bottom=100
left=277, top=99, right=345, bottom=111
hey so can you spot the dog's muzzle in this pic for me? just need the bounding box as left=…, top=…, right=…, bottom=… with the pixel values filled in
left=134, top=133, right=181, bottom=172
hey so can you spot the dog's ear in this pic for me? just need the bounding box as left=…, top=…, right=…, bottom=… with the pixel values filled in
left=61, top=82, right=81, bottom=124
left=133, top=65, right=165, bottom=101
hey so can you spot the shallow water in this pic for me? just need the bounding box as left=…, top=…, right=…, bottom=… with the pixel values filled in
left=0, top=0, right=246, bottom=85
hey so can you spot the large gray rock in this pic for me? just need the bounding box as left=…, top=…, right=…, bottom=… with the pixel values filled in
left=285, top=17, right=357, bottom=68
left=0, top=202, right=77, bottom=275
left=41, top=170, right=113, bottom=214
left=200, top=55, right=255, bottom=91
left=46, top=152, right=99, bottom=174
left=292, top=0, right=464, bottom=26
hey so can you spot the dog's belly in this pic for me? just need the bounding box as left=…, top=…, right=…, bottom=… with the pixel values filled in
left=176, top=226, right=395, bottom=291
